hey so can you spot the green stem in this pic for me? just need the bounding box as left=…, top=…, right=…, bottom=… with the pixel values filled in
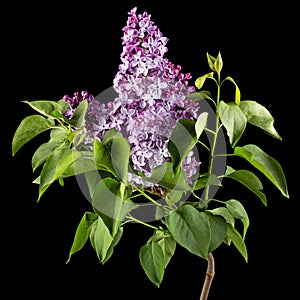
left=192, top=192, right=202, bottom=201
left=134, top=186, right=163, bottom=207
left=197, top=140, right=211, bottom=151
left=130, top=192, right=143, bottom=199
left=213, top=153, right=236, bottom=157
left=126, top=215, right=159, bottom=230
left=210, top=198, right=226, bottom=205
left=202, top=72, right=221, bottom=207
left=204, top=128, right=216, bottom=135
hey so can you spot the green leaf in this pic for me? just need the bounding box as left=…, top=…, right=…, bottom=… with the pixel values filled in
left=158, top=237, right=176, bottom=268
left=224, top=165, right=236, bottom=175
left=84, top=170, right=101, bottom=197
left=186, top=92, right=206, bottom=101
left=207, top=213, right=227, bottom=252
left=94, top=134, right=131, bottom=182
left=108, top=135, right=130, bottom=182
left=234, top=144, right=289, bottom=198
left=168, top=118, right=197, bottom=173
left=96, top=131, right=131, bottom=182
left=214, top=52, right=223, bottom=73
left=53, top=150, right=82, bottom=180
left=226, top=224, right=248, bottom=262
left=167, top=189, right=184, bottom=204
left=38, top=147, right=72, bottom=201
left=12, top=115, right=53, bottom=155
left=223, top=77, right=241, bottom=105
left=90, top=216, right=114, bottom=262
left=206, top=52, right=216, bottom=71
left=69, top=100, right=88, bottom=128
left=32, top=176, right=40, bottom=184
left=23, top=100, right=63, bottom=118
left=149, top=162, right=191, bottom=191
left=66, top=212, right=98, bottom=263
left=31, top=129, right=69, bottom=171
left=68, top=129, right=90, bottom=147
left=207, top=206, right=235, bottom=247
left=89, top=220, right=98, bottom=251
left=218, top=101, right=247, bottom=147
left=139, top=241, right=165, bottom=287
left=92, top=177, right=136, bottom=235
left=59, top=178, right=64, bottom=186
left=60, top=153, right=98, bottom=178
left=239, top=100, right=282, bottom=140
left=195, top=72, right=214, bottom=90
left=195, top=112, right=208, bottom=140
left=166, top=205, right=210, bottom=259
left=52, top=110, right=71, bottom=124
left=226, top=199, right=249, bottom=239
left=101, top=226, right=124, bottom=264
left=101, top=128, right=122, bottom=143
left=93, top=139, right=115, bottom=175
left=193, top=173, right=222, bottom=190
left=155, top=206, right=167, bottom=221
left=207, top=207, right=235, bottom=227
left=151, top=230, right=177, bottom=267
left=224, top=169, right=267, bottom=206
left=186, top=91, right=215, bottom=105
left=57, top=99, right=69, bottom=113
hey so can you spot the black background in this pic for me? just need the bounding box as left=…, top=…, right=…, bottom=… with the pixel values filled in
left=3, top=0, right=298, bottom=299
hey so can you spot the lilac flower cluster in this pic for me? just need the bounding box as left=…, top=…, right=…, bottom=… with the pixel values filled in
left=62, top=91, right=93, bottom=118
left=63, top=7, right=201, bottom=185
left=113, top=7, right=193, bottom=87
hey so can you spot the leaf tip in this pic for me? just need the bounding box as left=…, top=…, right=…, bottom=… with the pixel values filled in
left=36, top=194, right=42, bottom=203
left=280, top=185, right=289, bottom=199
left=11, top=141, right=19, bottom=157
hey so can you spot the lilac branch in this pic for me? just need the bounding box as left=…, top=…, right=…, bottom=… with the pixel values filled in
left=200, top=252, right=215, bottom=300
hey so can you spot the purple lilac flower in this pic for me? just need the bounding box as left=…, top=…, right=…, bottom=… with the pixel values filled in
left=63, top=7, right=201, bottom=186
left=62, top=91, right=93, bottom=119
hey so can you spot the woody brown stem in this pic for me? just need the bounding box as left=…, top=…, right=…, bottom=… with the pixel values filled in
left=199, top=252, right=215, bottom=300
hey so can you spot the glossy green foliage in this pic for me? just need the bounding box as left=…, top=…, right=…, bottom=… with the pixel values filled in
left=12, top=52, right=289, bottom=288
